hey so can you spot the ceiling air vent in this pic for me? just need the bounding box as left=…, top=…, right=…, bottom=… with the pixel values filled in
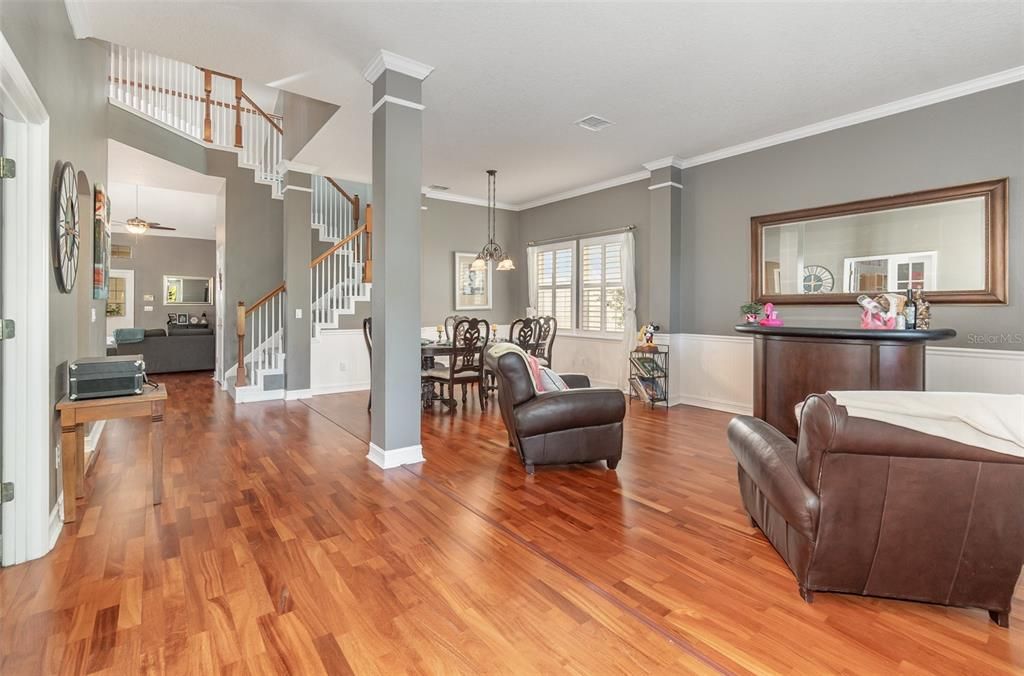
left=574, top=115, right=614, bottom=132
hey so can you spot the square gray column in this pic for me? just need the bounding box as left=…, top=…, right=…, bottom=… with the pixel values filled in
left=282, top=170, right=312, bottom=392
left=363, top=51, right=434, bottom=468
left=646, top=161, right=686, bottom=333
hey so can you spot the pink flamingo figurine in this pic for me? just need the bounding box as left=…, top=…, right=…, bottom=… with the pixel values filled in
left=758, top=302, right=784, bottom=327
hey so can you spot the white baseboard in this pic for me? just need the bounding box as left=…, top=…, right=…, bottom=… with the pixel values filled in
left=367, top=442, right=425, bottom=469
left=233, top=387, right=285, bottom=404
left=284, top=388, right=313, bottom=400
left=48, top=497, right=63, bottom=550
left=310, top=382, right=371, bottom=396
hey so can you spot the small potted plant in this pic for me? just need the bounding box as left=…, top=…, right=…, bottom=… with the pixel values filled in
left=740, top=302, right=763, bottom=324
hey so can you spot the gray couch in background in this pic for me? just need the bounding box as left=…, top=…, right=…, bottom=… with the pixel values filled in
left=113, top=327, right=215, bottom=374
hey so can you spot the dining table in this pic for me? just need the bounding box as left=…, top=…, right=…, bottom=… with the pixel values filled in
left=420, top=338, right=506, bottom=411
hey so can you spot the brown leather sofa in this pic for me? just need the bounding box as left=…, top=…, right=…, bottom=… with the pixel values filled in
left=727, top=393, right=1024, bottom=627
left=485, top=350, right=625, bottom=474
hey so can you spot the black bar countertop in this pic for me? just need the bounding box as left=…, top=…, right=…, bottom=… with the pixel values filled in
left=733, top=324, right=957, bottom=341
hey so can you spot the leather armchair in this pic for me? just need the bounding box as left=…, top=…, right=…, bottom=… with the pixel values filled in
left=727, top=393, right=1024, bottom=627
left=485, top=350, right=625, bottom=473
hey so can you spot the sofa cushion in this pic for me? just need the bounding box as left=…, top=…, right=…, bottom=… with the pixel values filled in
left=168, top=326, right=214, bottom=336
left=144, top=328, right=167, bottom=337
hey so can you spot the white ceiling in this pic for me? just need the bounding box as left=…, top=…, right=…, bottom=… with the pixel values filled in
left=108, top=140, right=224, bottom=240
left=80, top=2, right=1024, bottom=205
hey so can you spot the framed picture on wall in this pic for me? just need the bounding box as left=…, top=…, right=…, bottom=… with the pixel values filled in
left=454, top=252, right=492, bottom=310
left=92, top=184, right=111, bottom=300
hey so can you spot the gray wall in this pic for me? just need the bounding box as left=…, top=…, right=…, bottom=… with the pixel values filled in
left=514, top=83, right=1022, bottom=350
left=420, top=198, right=521, bottom=327
left=336, top=196, right=523, bottom=329
left=517, top=180, right=651, bottom=322
left=679, top=82, right=1023, bottom=348
left=110, top=234, right=216, bottom=330
left=107, top=105, right=284, bottom=368
left=4, top=2, right=110, bottom=507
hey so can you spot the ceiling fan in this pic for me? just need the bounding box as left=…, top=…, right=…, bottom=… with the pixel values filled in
left=112, top=185, right=176, bottom=234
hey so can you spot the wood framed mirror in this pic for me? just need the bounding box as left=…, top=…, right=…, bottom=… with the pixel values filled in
left=751, top=178, right=1008, bottom=305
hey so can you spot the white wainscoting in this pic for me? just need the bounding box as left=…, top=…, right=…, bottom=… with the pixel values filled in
left=553, top=333, right=1024, bottom=416
left=311, top=330, right=1023, bottom=409
left=310, top=329, right=370, bottom=395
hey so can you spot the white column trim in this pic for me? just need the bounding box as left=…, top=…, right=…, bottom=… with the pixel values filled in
left=367, top=442, right=425, bottom=469
left=362, top=50, right=435, bottom=83
left=648, top=181, right=684, bottom=191
left=369, top=95, right=426, bottom=115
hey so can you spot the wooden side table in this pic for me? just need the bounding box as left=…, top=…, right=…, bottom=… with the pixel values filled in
left=55, top=384, right=167, bottom=523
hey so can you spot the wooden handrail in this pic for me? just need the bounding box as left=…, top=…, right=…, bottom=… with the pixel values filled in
left=363, top=204, right=373, bottom=284
left=309, top=226, right=366, bottom=269
left=325, top=177, right=360, bottom=226
left=240, top=92, right=284, bottom=135
left=108, top=77, right=274, bottom=115
left=244, top=283, right=286, bottom=316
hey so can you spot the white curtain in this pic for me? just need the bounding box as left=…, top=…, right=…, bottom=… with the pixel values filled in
left=526, top=245, right=538, bottom=317
left=619, top=231, right=638, bottom=391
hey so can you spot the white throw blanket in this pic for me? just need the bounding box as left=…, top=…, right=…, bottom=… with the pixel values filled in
left=827, top=391, right=1024, bottom=458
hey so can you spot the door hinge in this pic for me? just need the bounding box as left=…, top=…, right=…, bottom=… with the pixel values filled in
left=0, top=157, right=15, bottom=179
left=0, top=482, right=13, bottom=503
left=0, top=319, right=14, bottom=340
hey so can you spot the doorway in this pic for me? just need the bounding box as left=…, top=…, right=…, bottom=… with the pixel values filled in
left=106, top=269, right=135, bottom=337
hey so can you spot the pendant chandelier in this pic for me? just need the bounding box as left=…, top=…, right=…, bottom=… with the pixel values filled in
left=472, top=169, right=515, bottom=272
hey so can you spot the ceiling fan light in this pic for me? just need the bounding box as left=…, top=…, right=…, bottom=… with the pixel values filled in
left=125, top=218, right=148, bottom=234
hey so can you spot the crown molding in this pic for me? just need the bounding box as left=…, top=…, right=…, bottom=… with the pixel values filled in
left=63, top=0, right=94, bottom=39
left=362, top=50, right=435, bottom=84
left=642, top=155, right=685, bottom=171
left=422, top=188, right=516, bottom=211
left=513, top=66, right=1024, bottom=211
left=513, top=170, right=650, bottom=211
left=670, top=64, right=1024, bottom=172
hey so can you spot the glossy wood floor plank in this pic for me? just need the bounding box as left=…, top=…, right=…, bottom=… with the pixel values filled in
left=1, top=373, right=1019, bottom=674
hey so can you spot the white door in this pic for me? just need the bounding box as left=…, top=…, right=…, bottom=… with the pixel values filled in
left=106, top=269, right=135, bottom=337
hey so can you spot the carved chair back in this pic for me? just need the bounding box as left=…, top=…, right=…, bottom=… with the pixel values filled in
left=450, top=318, right=490, bottom=377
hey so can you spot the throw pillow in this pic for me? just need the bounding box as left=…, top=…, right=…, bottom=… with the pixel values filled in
left=538, top=367, right=569, bottom=392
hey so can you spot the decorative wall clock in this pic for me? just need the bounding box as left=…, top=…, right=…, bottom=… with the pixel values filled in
left=802, top=265, right=835, bottom=294
left=52, top=161, right=80, bottom=293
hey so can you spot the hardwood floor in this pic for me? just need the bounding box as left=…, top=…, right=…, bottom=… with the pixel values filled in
left=2, top=372, right=1020, bottom=674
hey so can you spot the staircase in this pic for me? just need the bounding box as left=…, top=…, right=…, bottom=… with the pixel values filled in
left=107, top=44, right=373, bottom=403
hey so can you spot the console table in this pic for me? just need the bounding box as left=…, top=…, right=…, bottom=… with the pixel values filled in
left=733, top=325, right=955, bottom=438
left=55, top=384, right=167, bottom=523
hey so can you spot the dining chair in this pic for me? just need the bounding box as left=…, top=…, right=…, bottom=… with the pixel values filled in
left=426, top=317, right=490, bottom=412
left=532, top=316, right=557, bottom=368
left=444, top=314, right=470, bottom=342
left=509, top=317, right=537, bottom=350
left=362, top=317, right=372, bottom=412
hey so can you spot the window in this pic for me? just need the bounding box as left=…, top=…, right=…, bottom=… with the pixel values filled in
left=531, top=233, right=628, bottom=336
left=106, top=276, right=126, bottom=317
left=842, top=251, right=937, bottom=294
left=535, top=244, right=574, bottom=329
left=580, top=235, right=625, bottom=333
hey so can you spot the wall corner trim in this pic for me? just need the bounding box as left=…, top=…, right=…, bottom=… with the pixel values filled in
left=362, top=50, right=435, bottom=83
left=367, top=442, right=425, bottom=469
left=648, top=181, right=684, bottom=191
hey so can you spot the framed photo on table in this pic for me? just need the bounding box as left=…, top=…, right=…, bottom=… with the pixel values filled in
left=454, top=252, right=492, bottom=310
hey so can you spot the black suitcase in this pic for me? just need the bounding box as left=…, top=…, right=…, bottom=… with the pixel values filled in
left=68, top=355, right=147, bottom=401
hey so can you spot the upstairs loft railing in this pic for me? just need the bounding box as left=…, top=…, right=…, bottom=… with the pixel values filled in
left=108, top=44, right=285, bottom=197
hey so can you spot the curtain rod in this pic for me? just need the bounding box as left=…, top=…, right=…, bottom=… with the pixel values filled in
left=527, top=224, right=636, bottom=247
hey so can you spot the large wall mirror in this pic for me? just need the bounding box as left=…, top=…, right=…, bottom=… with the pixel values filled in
left=164, top=275, right=213, bottom=305
left=751, top=179, right=1008, bottom=305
